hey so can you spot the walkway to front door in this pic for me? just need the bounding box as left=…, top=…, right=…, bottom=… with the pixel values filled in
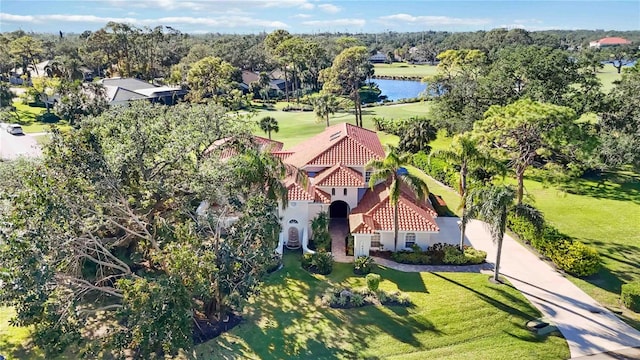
left=329, top=218, right=352, bottom=262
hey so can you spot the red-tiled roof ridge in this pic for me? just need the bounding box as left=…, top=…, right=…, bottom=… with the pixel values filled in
left=597, top=37, right=631, bottom=45
left=313, top=162, right=365, bottom=187
left=350, top=181, right=439, bottom=233
left=283, top=123, right=385, bottom=168
left=349, top=213, right=377, bottom=234
left=284, top=175, right=331, bottom=203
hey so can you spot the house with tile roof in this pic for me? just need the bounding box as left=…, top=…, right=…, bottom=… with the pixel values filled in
left=589, top=37, right=632, bottom=49
left=273, top=122, right=440, bottom=257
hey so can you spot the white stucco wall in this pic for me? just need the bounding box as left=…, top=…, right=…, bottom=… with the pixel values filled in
left=376, top=231, right=436, bottom=251
left=317, top=186, right=359, bottom=210
left=353, top=233, right=371, bottom=258
left=280, top=201, right=312, bottom=243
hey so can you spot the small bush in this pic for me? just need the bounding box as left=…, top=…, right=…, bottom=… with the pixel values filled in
left=391, top=250, right=430, bottom=264
left=301, top=252, right=334, bottom=275
left=346, top=234, right=354, bottom=256
left=463, top=247, right=487, bottom=264
left=621, top=282, right=640, bottom=312
left=366, top=273, right=381, bottom=292
left=442, top=246, right=466, bottom=265
left=354, top=256, right=374, bottom=275
left=551, top=240, right=601, bottom=277
left=350, top=293, right=365, bottom=307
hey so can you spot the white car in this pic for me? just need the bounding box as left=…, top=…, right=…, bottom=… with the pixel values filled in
left=6, top=124, right=24, bottom=135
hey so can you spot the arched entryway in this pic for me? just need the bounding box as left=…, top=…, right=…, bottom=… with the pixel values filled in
left=329, top=200, right=349, bottom=219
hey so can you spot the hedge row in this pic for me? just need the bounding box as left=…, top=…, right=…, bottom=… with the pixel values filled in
left=507, top=213, right=601, bottom=277
left=391, top=243, right=486, bottom=265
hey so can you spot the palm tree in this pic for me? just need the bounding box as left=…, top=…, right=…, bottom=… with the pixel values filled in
left=431, top=133, right=505, bottom=250
left=311, top=93, right=339, bottom=127
left=465, top=185, right=543, bottom=284
left=367, top=146, right=429, bottom=251
left=259, top=116, right=279, bottom=140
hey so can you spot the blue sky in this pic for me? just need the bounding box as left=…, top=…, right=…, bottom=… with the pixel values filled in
left=1, top=1, right=639, bottom=34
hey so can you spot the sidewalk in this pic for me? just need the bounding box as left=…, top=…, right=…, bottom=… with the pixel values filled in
left=465, top=219, right=640, bottom=359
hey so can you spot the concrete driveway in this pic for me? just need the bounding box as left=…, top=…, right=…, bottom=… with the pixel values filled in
left=0, top=125, right=42, bottom=160
left=465, top=219, right=640, bottom=359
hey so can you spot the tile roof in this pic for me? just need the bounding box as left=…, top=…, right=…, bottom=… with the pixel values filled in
left=205, top=136, right=284, bottom=159
left=597, top=37, right=632, bottom=45
left=349, top=182, right=439, bottom=233
left=284, top=176, right=331, bottom=204
left=283, top=123, right=385, bottom=168
left=313, top=162, right=365, bottom=188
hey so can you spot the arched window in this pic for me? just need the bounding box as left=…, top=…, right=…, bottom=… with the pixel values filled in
left=289, top=219, right=299, bottom=224
left=405, top=233, right=416, bottom=248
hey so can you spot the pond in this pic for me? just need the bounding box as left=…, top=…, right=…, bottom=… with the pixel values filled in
left=372, top=79, right=427, bottom=102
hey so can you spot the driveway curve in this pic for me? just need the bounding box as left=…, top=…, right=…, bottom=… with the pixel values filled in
left=465, top=219, right=640, bottom=359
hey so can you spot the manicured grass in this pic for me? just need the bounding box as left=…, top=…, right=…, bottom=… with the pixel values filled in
left=251, top=102, right=431, bottom=148
left=7, top=101, right=71, bottom=133
left=195, top=253, right=568, bottom=359
left=596, top=63, right=623, bottom=93
left=373, top=63, right=439, bottom=78
left=0, top=307, right=43, bottom=359
left=508, top=172, right=640, bottom=326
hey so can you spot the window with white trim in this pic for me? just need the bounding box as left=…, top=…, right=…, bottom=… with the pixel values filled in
left=371, top=234, right=381, bottom=248
left=405, top=233, right=416, bottom=248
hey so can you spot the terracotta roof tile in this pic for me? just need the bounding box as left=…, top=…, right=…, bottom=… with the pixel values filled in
left=283, top=123, right=385, bottom=168
left=349, top=182, right=439, bottom=233
left=597, top=37, right=631, bottom=45
left=284, top=176, right=331, bottom=203
left=313, top=162, right=365, bottom=188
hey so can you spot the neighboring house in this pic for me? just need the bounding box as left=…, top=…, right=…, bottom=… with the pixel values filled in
left=369, top=52, right=388, bottom=64
left=100, top=78, right=187, bottom=105
left=273, top=122, right=441, bottom=257
left=589, top=37, right=632, bottom=48
left=240, top=70, right=288, bottom=96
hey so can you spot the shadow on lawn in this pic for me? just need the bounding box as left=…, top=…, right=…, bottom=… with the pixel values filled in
left=0, top=334, right=43, bottom=360
left=556, top=172, right=640, bottom=204
left=581, top=240, right=640, bottom=296
left=234, top=254, right=440, bottom=359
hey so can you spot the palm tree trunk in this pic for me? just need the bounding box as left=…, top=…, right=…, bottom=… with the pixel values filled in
left=459, top=165, right=467, bottom=250
left=394, top=202, right=399, bottom=251
left=326, top=113, right=329, bottom=127
left=494, top=236, right=503, bottom=282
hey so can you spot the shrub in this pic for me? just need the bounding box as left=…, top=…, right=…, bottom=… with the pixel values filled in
left=443, top=246, right=466, bottom=265
left=391, top=250, right=430, bottom=264
left=346, top=234, right=354, bottom=256
left=312, top=252, right=334, bottom=275
left=551, top=240, right=601, bottom=277
left=354, top=256, right=374, bottom=275
left=301, top=253, right=312, bottom=269
left=621, top=282, right=640, bottom=312
left=426, top=243, right=448, bottom=264
left=350, top=293, right=365, bottom=307
left=366, top=273, right=381, bottom=292
left=311, top=212, right=331, bottom=251
left=463, top=247, right=487, bottom=264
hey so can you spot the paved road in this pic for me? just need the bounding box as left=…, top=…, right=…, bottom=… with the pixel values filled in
left=0, top=125, right=42, bottom=160
left=465, top=219, right=640, bottom=359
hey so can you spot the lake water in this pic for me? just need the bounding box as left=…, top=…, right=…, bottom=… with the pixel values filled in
left=373, top=79, right=427, bottom=102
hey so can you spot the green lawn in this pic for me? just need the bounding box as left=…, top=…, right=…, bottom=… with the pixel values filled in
left=0, top=307, right=44, bottom=359
left=7, top=102, right=71, bottom=133
left=196, top=253, right=568, bottom=359
left=373, top=63, right=439, bottom=79
left=596, top=63, right=623, bottom=93
left=251, top=101, right=431, bottom=148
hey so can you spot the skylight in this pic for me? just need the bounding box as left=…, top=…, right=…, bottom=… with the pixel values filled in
left=329, top=131, right=342, bottom=141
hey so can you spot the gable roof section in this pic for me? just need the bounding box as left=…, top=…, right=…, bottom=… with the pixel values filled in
left=313, top=162, right=365, bottom=188
left=105, top=86, right=149, bottom=103
left=101, top=78, right=157, bottom=91
left=283, top=123, right=385, bottom=168
left=284, top=176, right=331, bottom=203
left=349, top=182, right=439, bottom=233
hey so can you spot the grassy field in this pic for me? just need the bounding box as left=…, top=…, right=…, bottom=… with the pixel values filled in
left=6, top=102, right=71, bottom=133
left=0, top=307, right=44, bottom=359
left=373, top=63, right=439, bottom=78
left=196, top=253, right=568, bottom=359
left=597, top=63, right=623, bottom=93
left=374, top=62, right=622, bottom=92
left=251, top=101, right=431, bottom=148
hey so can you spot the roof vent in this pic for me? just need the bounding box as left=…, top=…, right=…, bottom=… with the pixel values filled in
left=329, top=131, right=342, bottom=141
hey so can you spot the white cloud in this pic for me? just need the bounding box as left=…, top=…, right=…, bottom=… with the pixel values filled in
left=379, top=13, right=491, bottom=26
left=302, top=18, right=365, bottom=27
left=318, top=4, right=340, bottom=14
left=292, top=14, right=312, bottom=18
left=261, top=0, right=314, bottom=9
left=0, top=12, right=288, bottom=29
